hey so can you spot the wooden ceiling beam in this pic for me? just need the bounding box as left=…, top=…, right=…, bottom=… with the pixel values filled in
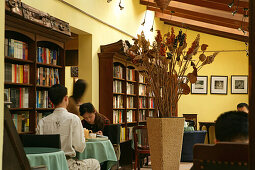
left=147, top=6, right=248, bottom=31
left=156, top=12, right=248, bottom=42
left=206, top=0, right=248, bottom=9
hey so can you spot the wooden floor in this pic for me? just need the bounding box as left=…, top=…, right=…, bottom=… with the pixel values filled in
left=139, top=162, right=193, bottom=170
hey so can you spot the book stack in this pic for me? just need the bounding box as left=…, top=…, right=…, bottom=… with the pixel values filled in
left=36, top=90, right=54, bottom=108
left=5, top=88, right=29, bottom=108
left=139, top=110, right=146, bottom=121
left=149, top=98, right=154, bottom=108
left=37, top=67, right=60, bottom=86
left=113, top=80, right=122, bottom=93
left=37, top=47, right=58, bottom=65
left=113, top=65, right=123, bottom=78
left=126, top=68, right=135, bottom=81
left=127, top=110, right=133, bottom=122
left=126, top=82, right=135, bottom=94
left=149, top=110, right=154, bottom=118
left=120, top=127, right=126, bottom=141
left=127, top=127, right=133, bottom=140
left=4, top=38, right=28, bottom=59
left=139, top=97, right=146, bottom=108
left=127, top=96, right=134, bottom=108
left=12, top=111, right=30, bottom=133
left=113, top=110, right=123, bottom=124
left=113, top=95, right=123, bottom=108
left=139, top=84, right=146, bottom=95
left=5, top=63, right=30, bottom=84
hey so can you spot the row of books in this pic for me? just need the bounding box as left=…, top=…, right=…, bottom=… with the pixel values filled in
left=127, top=110, right=133, bottom=122
left=37, top=47, right=58, bottom=65
left=12, top=111, right=29, bottom=133
left=113, top=95, right=123, bottom=108
left=113, top=80, right=122, bottom=93
left=139, top=74, right=145, bottom=83
left=148, top=98, right=154, bottom=109
left=4, top=38, right=28, bottom=60
left=126, top=68, right=135, bottom=81
left=37, top=67, right=60, bottom=86
left=36, top=112, right=52, bottom=125
left=113, top=110, right=124, bottom=124
left=139, top=97, right=146, bottom=108
left=5, top=63, right=30, bottom=84
left=36, top=90, right=54, bottom=108
left=127, top=82, right=135, bottom=94
left=4, top=88, right=29, bottom=108
left=113, top=65, right=123, bottom=79
left=139, top=110, right=146, bottom=121
left=127, top=96, right=134, bottom=108
left=139, top=84, right=146, bottom=96
left=127, top=127, right=133, bottom=140
left=120, top=127, right=126, bottom=141
left=149, top=110, right=154, bottom=117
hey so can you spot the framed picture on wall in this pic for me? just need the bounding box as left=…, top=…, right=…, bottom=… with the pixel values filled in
left=210, top=76, right=228, bottom=94
left=231, top=75, right=248, bottom=94
left=191, top=76, right=208, bottom=94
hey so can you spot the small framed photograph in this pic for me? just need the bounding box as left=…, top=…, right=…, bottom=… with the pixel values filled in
left=211, top=76, right=228, bottom=94
left=191, top=76, right=208, bottom=94
left=231, top=75, right=248, bottom=94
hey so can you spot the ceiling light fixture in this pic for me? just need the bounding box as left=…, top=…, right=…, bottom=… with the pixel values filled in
left=228, top=0, right=234, bottom=8
left=150, top=16, right=154, bottom=32
left=107, top=0, right=112, bottom=3
left=232, top=10, right=237, bottom=15
left=119, top=0, right=124, bottom=10
left=141, top=10, right=147, bottom=26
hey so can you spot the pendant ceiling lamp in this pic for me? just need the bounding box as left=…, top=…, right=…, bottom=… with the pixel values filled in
left=154, top=0, right=171, bottom=10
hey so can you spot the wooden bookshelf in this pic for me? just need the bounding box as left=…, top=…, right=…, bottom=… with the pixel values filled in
left=4, top=9, right=69, bottom=134
left=99, top=40, right=155, bottom=141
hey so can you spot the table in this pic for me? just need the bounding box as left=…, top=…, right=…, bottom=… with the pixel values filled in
left=199, top=122, right=216, bottom=144
left=24, top=147, right=69, bottom=170
left=76, top=139, right=117, bottom=170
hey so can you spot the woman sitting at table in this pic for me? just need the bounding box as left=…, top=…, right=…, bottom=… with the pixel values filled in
left=80, top=102, right=110, bottom=135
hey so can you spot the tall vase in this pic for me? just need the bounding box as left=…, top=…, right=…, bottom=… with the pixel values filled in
left=147, top=117, right=184, bottom=170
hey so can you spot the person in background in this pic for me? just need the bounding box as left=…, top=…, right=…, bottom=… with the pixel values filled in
left=67, top=79, right=87, bottom=119
left=80, top=102, right=110, bottom=135
left=237, top=103, right=249, bottom=113
left=215, top=111, right=248, bottom=143
left=36, top=84, right=100, bottom=170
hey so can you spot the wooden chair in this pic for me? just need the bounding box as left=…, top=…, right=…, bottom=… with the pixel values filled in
left=133, top=125, right=150, bottom=170
left=192, top=142, right=248, bottom=170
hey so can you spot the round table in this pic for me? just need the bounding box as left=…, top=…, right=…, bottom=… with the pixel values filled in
left=76, top=139, right=117, bottom=170
left=24, top=147, right=69, bottom=170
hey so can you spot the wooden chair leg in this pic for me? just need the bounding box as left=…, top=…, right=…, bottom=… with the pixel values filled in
left=138, top=154, right=140, bottom=170
left=134, top=153, right=138, bottom=170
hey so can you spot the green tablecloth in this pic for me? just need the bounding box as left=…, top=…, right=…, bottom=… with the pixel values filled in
left=24, top=147, right=69, bottom=170
left=76, top=139, right=117, bottom=170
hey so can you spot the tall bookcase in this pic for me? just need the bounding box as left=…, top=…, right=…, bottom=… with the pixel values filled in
left=99, top=40, right=155, bottom=142
left=4, top=5, right=70, bottom=134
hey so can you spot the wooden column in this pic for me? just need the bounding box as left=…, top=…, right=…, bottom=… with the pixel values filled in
left=249, top=0, right=255, bottom=169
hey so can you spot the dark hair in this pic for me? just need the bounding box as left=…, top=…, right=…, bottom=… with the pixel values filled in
left=72, top=79, right=87, bottom=103
left=215, top=111, right=248, bottom=142
left=48, top=84, right=67, bottom=106
left=79, top=102, right=95, bottom=116
left=80, top=102, right=105, bottom=130
left=237, top=103, right=249, bottom=110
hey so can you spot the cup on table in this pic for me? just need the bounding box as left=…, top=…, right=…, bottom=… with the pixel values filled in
left=84, top=128, right=92, bottom=139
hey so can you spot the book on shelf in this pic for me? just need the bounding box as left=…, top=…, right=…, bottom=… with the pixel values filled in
left=113, top=65, right=123, bottom=79
left=127, top=127, right=133, bottom=140
left=139, top=97, right=146, bottom=109
left=4, top=63, right=30, bottom=84
left=126, top=68, right=135, bottom=81
left=126, top=82, right=135, bottom=94
left=149, top=110, right=154, bottom=118
left=5, top=88, right=29, bottom=108
left=37, top=47, right=58, bottom=65
left=36, top=111, right=52, bottom=125
left=11, top=111, right=30, bottom=133
left=113, top=95, right=123, bottom=108
left=127, top=110, right=133, bottom=122
left=149, top=98, right=154, bottom=108
left=113, top=110, right=123, bottom=124
left=139, top=110, right=146, bottom=121
left=37, top=67, right=60, bottom=86
left=127, top=96, right=134, bottom=108
left=113, top=80, right=122, bottom=93
left=36, top=90, right=53, bottom=108
left=139, top=84, right=146, bottom=95
left=139, top=73, right=145, bottom=83
left=5, top=38, right=28, bottom=60
left=120, top=127, right=126, bottom=141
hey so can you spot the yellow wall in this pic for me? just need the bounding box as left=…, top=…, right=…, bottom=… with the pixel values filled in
left=0, top=0, right=5, bottom=167
left=22, top=0, right=248, bottom=125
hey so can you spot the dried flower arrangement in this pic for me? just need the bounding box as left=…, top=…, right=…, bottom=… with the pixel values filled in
left=124, top=28, right=219, bottom=118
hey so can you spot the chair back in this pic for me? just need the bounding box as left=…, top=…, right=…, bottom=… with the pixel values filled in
left=103, top=124, right=121, bottom=144
left=19, top=134, right=61, bottom=149
left=181, top=130, right=206, bottom=162
left=192, top=142, right=248, bottom=170
left=133, top=125, right=149, bottom=151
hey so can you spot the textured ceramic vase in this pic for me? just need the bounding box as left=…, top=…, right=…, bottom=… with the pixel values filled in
left=147, top=117, right=185, bottom=170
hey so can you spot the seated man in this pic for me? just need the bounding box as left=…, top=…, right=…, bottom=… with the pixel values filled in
left=237, top=103, right=249, bottom=113
left=215, top=111, right=248, bottom=143
left=36, top=84, right=100, bottom=170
